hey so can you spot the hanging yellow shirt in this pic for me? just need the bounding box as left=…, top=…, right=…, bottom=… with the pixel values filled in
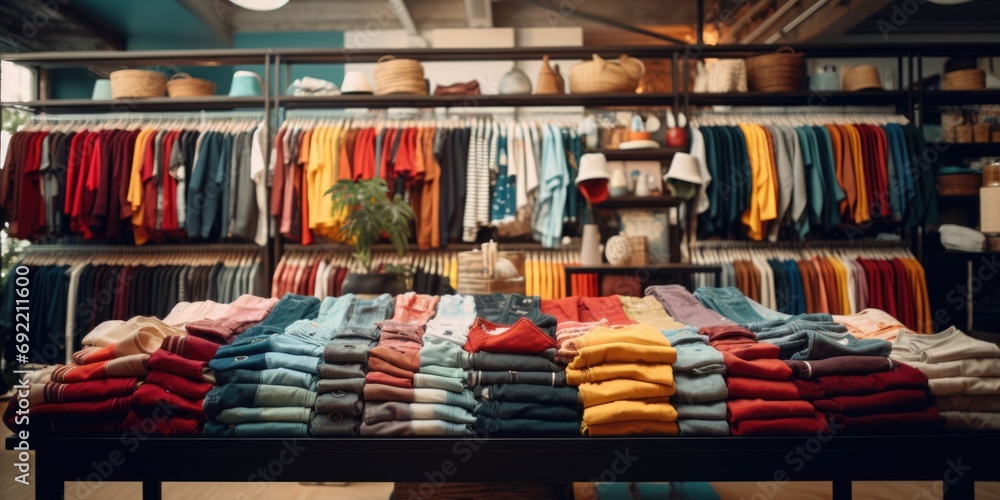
left=738, top=124, right=777, bottom=240
left=127, top=128, right=154, bottom=245
left=844, top=125, right=870, bottom=223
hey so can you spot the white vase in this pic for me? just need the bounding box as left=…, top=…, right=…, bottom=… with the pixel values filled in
left=580, top=224, right=603, bottom=266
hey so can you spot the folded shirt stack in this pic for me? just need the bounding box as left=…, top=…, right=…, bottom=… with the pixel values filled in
left=541, top=296, right=635, bottom=326
left=564, top=323, right=677, bottom=436
left=466, top=306, right=578, bottom=436
left=664, top=328, right=729, bottom=436
left=833, top=308, right=916, bottom=341
left=646, top=284, right=736, bottom=329
left=308, top=294, right=394, bottom=436
left=892, top=327, right=1000, bottom=431
left=701, top=325, right=829, bottom=437
left=618, top=295, right=688, bottom=331
left=790, top=355, right=942, bottom=433
left=695, top=286, right=893, bottom=360
left=363, top=294, right=476, bottom=436
left=203, top=293, right=322, bottom=437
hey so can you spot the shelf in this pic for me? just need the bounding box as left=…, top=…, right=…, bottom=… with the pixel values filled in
left=597, top=148, right=682, bottom=162
left=1, top=48, right=271, bottom=68
left=592, top=195, right=681, bottom=209
left=922, top=91, right=1000, bottom=106
left=932, top=143, right=1000, bottom=158
left=688, top=91, right=910, bottom=107
left=280, top=93, right=674, bottom=109
left=2, top=97, right=267, bottom=113
left=276, top=45, right=675, bottom=64
left=566, top=264, right=721, bottom=273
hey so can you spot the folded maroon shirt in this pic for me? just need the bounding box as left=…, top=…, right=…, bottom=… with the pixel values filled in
left=731, top=413, right=829, bottom=436
left=812, top=389, right=930, bottom=416
left=724, top=352, right=793, bottom=380
left=541, top=297, right=582, bottom=324
left=727, top=398, right=816, bottom=422
left=123, top=410, right=203, bottom=435
left=793, top=364, right=929, bottom=400
left=144, top=369, right=215, bottom=401
left=4, top=396, right=132, bottom=431
left=579, top=297, right=635, bottom=325
left=785, top=356, right=895, bottom=379
left=832, top=407, right=943, bottom=435
left=726, top=377, right=801, bottom=400
left=464, top=317, right=557, bottom=355
left=701, top=326, right=780, bottom=360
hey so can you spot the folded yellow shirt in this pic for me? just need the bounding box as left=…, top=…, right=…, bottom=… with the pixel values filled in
left=565, top=322, right=671, bottom=351
left=569, top=342, right=677, bottom=369
left=583, top=399, right=679, bottom=426
left=618, top=296, right=687, bottom=331
left=567, top=362, right=674, bottom=386
left=583, top=419, right=680, bottom=436
left=578, top=378, right=676, bottom=407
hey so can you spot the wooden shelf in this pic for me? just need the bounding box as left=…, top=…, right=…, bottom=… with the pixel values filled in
left=597, top=148, right=682, bottom=162
left=688, top=91, right=909, bottom=107
left=931, top=143, right=1000, bottom=158
left=280, top=93, right=675, bottom=109
left=922, top=91, right=1000, bottom=106
left=592, top=195, right=681, bottom=209
left=2, top=97, right=267, bottom=113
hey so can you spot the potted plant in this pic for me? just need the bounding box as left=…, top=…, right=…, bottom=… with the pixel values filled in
left=326, top=178, right=415, bottom=295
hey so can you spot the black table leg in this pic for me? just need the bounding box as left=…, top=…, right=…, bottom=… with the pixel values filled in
left=944, top=477, right=974, bottom=500
left=143, top=478, right=162, bottom=500
left=832, top=479, right=852, bottom=500
left=34, top=452, right=64, bottom=500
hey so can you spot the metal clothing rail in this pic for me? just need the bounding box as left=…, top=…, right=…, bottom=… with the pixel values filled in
left=29, top=110, right=265, bottom=123
left=23, top=243, right=265, bottom=254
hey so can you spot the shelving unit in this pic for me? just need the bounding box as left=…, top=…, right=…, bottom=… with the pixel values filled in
left=280, top=92, right=675, bottom=109
left=6, top=96, right=269, bottom=113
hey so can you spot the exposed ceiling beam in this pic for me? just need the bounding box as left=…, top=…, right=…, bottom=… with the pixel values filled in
left=178, top=0, right=235, bottom=46
left=389, top=0, right=420, bottom=35
left=0, top=0, right=124, bottom=52
left=465, top=0, right=493, bottom=28
left=502, top=0, right=687, bottom=44
left=740, top=0, right=896, bottom=44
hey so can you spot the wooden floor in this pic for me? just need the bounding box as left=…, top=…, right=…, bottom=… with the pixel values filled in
left=2, top=417, right=998, bottom=499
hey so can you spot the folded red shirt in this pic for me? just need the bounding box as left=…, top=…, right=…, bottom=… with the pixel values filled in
left=162, top=335, right=221, bottom=362
left=38, top=378, right=140, bottom=404
left=367, top=356, right=416, bottom=380
left=4, top=396, right=132, bottom=431
left=131, top=384, right=206, bottom=417
left=368, top=345, right=421, bottom=372
left=724, top=352, right=793, bottom=380
left=727, top=398, right=816, bottom=422
left=365, top=370, right=414, bottom=389
left=144, top=369, right=215, bottom=401
left=793, top=364, right=929, bottom=400
left=727, top=377, right=801, bottom=400
left=542, top=297, right=582, bottom=324
left=464, top=317, right=556, bottom=354
left=579, top=297, right=635, bottom=325
left=148, top=350, right=212, bottom=382
left=50, top=355, right=150, bottom=383
left=123, top=410, right=203, bottom=435
left=785, top=356, right=895, bottom=379
left=731, top=413, right=829, bottom=436
left=812, top=389, right=930, bottom=416
left=832, top=407, right=943, bottom=435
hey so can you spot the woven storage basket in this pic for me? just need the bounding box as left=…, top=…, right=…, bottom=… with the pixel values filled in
left=975, top=123, right=992, bottom=143
left=110, top=69, right=167, bottom=99
left=944, top=69, right=986, bottom=90
left=956, top=124, right=974, bottom=144
left=569, top=54, right=645, bottom=94
left=624, top=236, right=648, bottom=266
left=842, top=65, right=883, bottom=91
left=989, top=236, right=1000, bottom=253
left=745, top=47, right=804, bottom=92
left=166, top=73, right=216, bottom=98
left=937, top=173, right=983, bottom=197
left=374, top=56, right=426, bottom=95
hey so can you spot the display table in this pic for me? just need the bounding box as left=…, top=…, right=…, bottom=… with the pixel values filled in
left=8, top=434, right=999, bottom=499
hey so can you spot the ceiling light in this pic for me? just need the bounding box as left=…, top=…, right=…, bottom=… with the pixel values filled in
left=231, top=0, right=289, bottom=11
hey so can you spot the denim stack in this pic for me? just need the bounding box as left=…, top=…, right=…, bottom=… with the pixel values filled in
left=663, top=327, right=730, bottom=436
left=203, top=294, right=322, bottom=437
left=468, top=294, right=580, bottom=436
left=363, top=294, right=477, bottom=435
left=310, top=294, right=394, bottom=435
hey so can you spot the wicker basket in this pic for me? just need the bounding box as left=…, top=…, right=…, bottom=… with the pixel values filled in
left=956, top=124, right=974, bottom=144
left=745, top=47, right=804, bottom=92
left=569, top=54, right=645, bottom=94
left=624, top=236, right=648, bottom=266
left=944, top=69, right=986, bottom=90
left=937, top=173, right=983, bottom=197
left=842, top=65, right=883, bottom=91
left=975, top=123, right=992, bottom=143
left=989, top=236, right=1000, bottom=253
left=374, top=56, right=427, bottom=95
left=110, top=69, right=167, bottom=99
left=166, top=73, right=216, bottom=98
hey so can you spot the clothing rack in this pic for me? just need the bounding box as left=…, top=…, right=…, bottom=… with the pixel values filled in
left=30, top=110, right=265, bottom=123
left=22, top=243, right=265, bottom=254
